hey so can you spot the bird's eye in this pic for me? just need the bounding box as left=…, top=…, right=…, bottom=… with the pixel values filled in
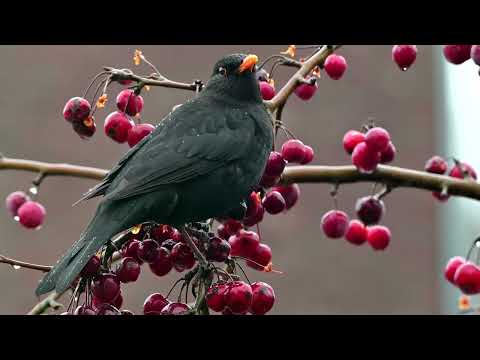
left=218, top=67, right=227, bottom=76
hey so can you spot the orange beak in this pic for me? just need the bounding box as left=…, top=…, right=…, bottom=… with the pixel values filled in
left=238, top=54, right=259, bottom=73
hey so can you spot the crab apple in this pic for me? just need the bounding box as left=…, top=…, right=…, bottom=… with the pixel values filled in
left=5, top=191, right=30, bottom=217
left=351, top=142, right=381, bottom=174
left=443, top=45, right=472, bottom=65
left=345, top=220, right=368, bottom=246
left=432, top=192, right=450, bottom=202
left=92, top=273, right=121, bottom=303
left=425, top=156, right=448, bottom=174
left=355, top=196, right=385, bottom=226
left=366, top=226, right=391, bottom=251
left=264, top=151, right=287, bottom=178
left=243, top=203, right=265, bottom=227
left=151, top=224, right=175, bottom=242
left=137, top=239, right=160, bottom=264
left=206, top=236, right=231, bottom=262
left=271, top=184, right=300, bottom=210
left=160, top=302, right=191, bottom=315
left=104, top=111, right=134, bottom=143
left=74, top=305, right=96, bottom=315
left=225, top=281, right=253, bottom=315
left=206, top=282, right=229, bottom=312
left=149, top=247, right=172, bottom=277
left=380, top=142, right=396, bottom=164
left=365, top=127, right=391, bottom=153
left=122, top=239, right=144, bottom=264
left=116, top=257, right=141, bottom=283
left=160, top=239, right=177, bottom=251
left=246, top=243, right=272, bottom=271
left=471, top=45, right=480, bottom=66
left=392, top=45, right=417, bottom=71
left=116, top=89, right=144, bottom=116
left=294, top=77, right=318, bottom=101
left=217, top=219, right=243, bottom=240
left=449, top=162, right=477, bottom=180
left=72, top=116, right=96, bottom=139
left=17, top=201, right=46, bottom=229
left=95, top=303, right=121, bottom=315
left=444, top=256, right=466, bottom=285
left=259, top=174, right=280, bottom=188
left=80, top=255, right=101, bottom=277
left=321, top=210, right=349, bottom=239
left=170, top=243, right=195, bottom=272
left=259, top=81, right=276, bottom=101
left=300, top=145, right=314, bottom=165
left=454, top=262, right=480, bottom=295
left=63, top=97, right=91, bottom=123
left=144, top=293, right=170, bottom=315
left=281, top=139, right=306, bottom=163
left=324, top=54, right=347, bottom=80
left=229, top=229, right=261, bottom=258
left=343, top=130, right=366, bottom=155
left=112, top=292, right=123, bottom=309
left=262, top=191, right=286, bottom=215
left=127, top=123, right=155, bottom=148
left=249, top=282, right=275, bottom=315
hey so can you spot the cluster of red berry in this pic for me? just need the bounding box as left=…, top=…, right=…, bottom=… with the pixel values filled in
left=5, top=191, right=46, bottom=229
left=445, top=256, right=480, bottom=296
left=443, top=45, right=480, bottom=74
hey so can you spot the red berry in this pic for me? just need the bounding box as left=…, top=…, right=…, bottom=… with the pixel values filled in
left=149, top=247, right=172, bottom=277
left=271, top=184, right=300, bottom=210
left=264, top=151, right=287, bottom=177
left=249, top=282, right=275, bottom=315
left=300, top=145, right=314, bottom=165
left=92, top=273, right=121, bottom=303
left=259, top=81, right=276, bottom=100
left=444, top=256, right=466, bottom=285
left=443, top=45, right=472, bottom=65
left=143, top=293, right=170, bottom=315
left=122, top=239, right=144, bottom=264
left=454, top=262, right=480, bottom=295
left=355, top=196, right=385, bottom=226
left=113, top=292, right=123, bottom=309
left=343, top=130, right=366, bottom=155
left=243, top=205, right=265, bottom=227
left=137, top=239, right=160, bottom=264
left=321, top=210, right=349, bottom=239
left=80, top=255, right=101, bottom=277
left=365, top=127, right=391, bottom=153
left=160, top=302, right=191, bottom=315
left=74, top=305, right=96, bottom=315
left=471, top=45, right=480, bottom=66
left=127, top=123, right=155, bottom=148
left=345, top=220, right=367, bottom=246
left=432, top=192, right=450, bottom=202
left=116, top=257, right=141, bottom=283
left=262, top=191, right=286, bottom=215
left=63, top=97, right=91, bottom=123
left=392, top=45, right=417, bottom=71
left=206, top=236, right=231, bottom=262
left=380, top=142, right=396, bottom=164
left=449, top=162, right=477, bottom=180
left=116, top=89, right=144, bottom=116
left=259, top=174, right=280, bottom=188
left=5, top=191, right=30, bottom=217
left=351, top=142, right=381, bottom=174
left=366, top=226, right=391, bottom=251
left=425, top=156, right=448, bottom=174
left=206, top=282, right=229, bottom=312
left=104, top=111, right=134, bottom=144
left=17, top=201, right=46, bottom=229
left=171, top=243, right=196, bottom=272
left=229, top=229, right=260, bottom=258
left=151, top=224, right=176, bottom=242
left=222, top=219, right=243, bottom=236
left=224, top=281, right=253, bottom=315
left=95, top=303, right=121, bottom=315
left=246, top=243, right=272, bottom=271
left=324, top=54, right=347, bottom=80
left=72, top=116, right=97, bottom=139
left=281, top=139, right=306, bottom=163
left=294, top=78, right=318, bottom=101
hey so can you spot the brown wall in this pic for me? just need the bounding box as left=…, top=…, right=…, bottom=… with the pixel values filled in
left=0, top=45, right=436, bottom=314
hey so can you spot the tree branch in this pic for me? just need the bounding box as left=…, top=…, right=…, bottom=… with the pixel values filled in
left=0, top=254, right=51, bottom=272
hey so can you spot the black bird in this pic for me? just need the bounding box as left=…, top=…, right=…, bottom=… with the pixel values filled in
left=36, top=53, right=274, bottom=296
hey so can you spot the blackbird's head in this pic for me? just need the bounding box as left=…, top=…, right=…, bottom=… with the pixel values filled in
left=204, top=53, right=262, bottom=103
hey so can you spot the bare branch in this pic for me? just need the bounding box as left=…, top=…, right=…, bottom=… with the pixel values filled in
left=0, top=254, right=51, bottom=272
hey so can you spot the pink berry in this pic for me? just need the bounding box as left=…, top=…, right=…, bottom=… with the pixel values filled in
left=425, top=156, right=448, bottom=174
left=271, top=184, right=300, bottom=210
left=206, top=282, right=229, bottom=312
left=262, top=191, right=286, bottom=215
left=264, top=151, right=287, bottom=177
left=392, top=45, right=417, bottom=71
left=259, top=81, right=276, bottom=100
left=206, top=236, right=231, bottom=262
left=92, top=273, right=121, bottom=303
left=321, top=210, right=349, bottom=239
left=104, top=111, right=134, bottom=144
left=345, top=220, right=367, bottom=245
left=127, top=123, right=155, bottom=148
left=355, top=196, right=385, bottom=226
left=63, top=97, right=91, bottom=123
left=80, top=255, right=101, bottom=277
left=300, top=145, right=314, bottom=165
left=17, top=201, right=46, bottom=229
left=351, top=142, right=381, bottom=173
left=365, top=127, right=391, bottom=153
left=443, top=45, right=472, bottom=65
left=170, top=243, right=195, bottom=272
left=143, top=293, right=170, bottom=315
left=229, top=229, right=260, bottom=258
left=281, top=139, right=306, bottom=163
left=149, top=247, right=172, bottom=277
left=294, top=78, right=318, bottom=101
left=380, top=142, right=396, bottom=164
left=366, top=226, right=391, bottom=251
left=246, top=243, right=272, bottom=271
left=224, top=281, right=253, bottom=315
left=249, top=282, right=275, bottom=315
left=5, top=191, right=30, bottom=217
left=116, top=89, right=144, bottom=116
left=160, top=302, right=191, bottom=315
left=116, top=257, right=141, bottom=283
left=324, top=54, right=347, bottom=80
left=471, top=45, right=480, bottom=66
left=444, top=256, right=466, bottom=285
left=343, top=130, right=366, bottom=155
left=454, top=262, right=480, bottom=295
left=137, top=239, right=160, bottom=264
left=449, top=162, right=477, bottom=180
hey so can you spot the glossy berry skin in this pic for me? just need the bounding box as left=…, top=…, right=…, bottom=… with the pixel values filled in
left=380, top=142, right=396, bottom=164
left=271, top=184, right=300, bottom=210
left=170, top=243, right=195, bottom=272
left=243, top=205, right=265, bottom=227
left=443, top=45, right=472, bottom=65
left=345, top=220, right=367, bottom=245
left=143, top=293, right=170, bottom=315
left=454, top=262, right=480, bottom=295
left=5, top=191, right=30, bottom=217
left=95, top=303, right=121, bottom=315
left=262, top=191, right=286, bottom=215
left=471, top=45, right=480, bottom=66
left=80, top=255, right=101, bottom=277
left=259, top=81, right=276, bottom=101
left=355, top=196, right=385, bottom=226
left=321, top=210, right=349, bottom=239
left=206, top=282, right=229, bottom=312
left=224, top=281, right=253, bottom=315
left=104, top=111, right=134, bottom=144
left=229, top=230, right=261, bottom=258
left=221, top=219, right=243, bottom=237
left=343, top=130, right=366, bottom=155
left=116, top=89, right=144, bottom=116
left=17, top=201, right=46, bottom=229
left=246, top=243, right=272, bottom=271
left=281, top=139, right=306, bottom=163
left=149, top=247, right=172, bottom=277
left=206, top=236, right=231, bottom=262
left=63, top=97, right=91, bottom=123
left=72, top=116, right=96, bottom=139
left=116, top=257, right=141, bottom=283
left=127, top=123, right=155, bottom=148
left=160, top=302, right=191, bottom=315
left=425, top=156, right=448, bottom=174
left=444, top=256, right=466, bottom=284
left=366, top=226, right=391, bottom=251
left=137, top=239, right=160, bottom=264
left=300, top=145, right=314, bottom=165
left=324, top=54, right=347, bottom=80
left=294, top=78, right=318, bottom=101
left=392, top=45, right=417, bottom=70
left=449, top=162, right=477, bottom=180
left=264, top=151, right=287, bottom=177
left=365, top=127, right=391, bottom=153
left=92, top=273, right=121, bottom=303
left=122, top=239, right=144, bottom=264
left=74, top=305, right=96, bottom=315
left=151, top=224, right=176, bottom=242
left=352, top=142, right=381, bottom=174
left=249, top=282, right=275, bottom=315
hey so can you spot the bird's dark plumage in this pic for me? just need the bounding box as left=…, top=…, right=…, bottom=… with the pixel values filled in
left=36, top=53, right=274, bottom=296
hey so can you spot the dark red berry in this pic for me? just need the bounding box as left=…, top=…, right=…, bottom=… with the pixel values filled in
left=206, top=282, right=229, bottom=312
left=116, top=257, right=141, bottom=283
left=380, top=142, right=396, bottom=164
left=5, top=191, right=30, bottom=217
left=294, top=77, right=318, bottom=101
left=271, top=184, right=300, bottom=210
left=443, top=45, right=472, bottom=65
left=300, top=145, right=314, bottom=165
left=281, top=139, right=306, bottom=163
left=170, top=243, right=195, bottom=272
left=243, top=201, right=265, bottom=227
left=224, top=281, right=253, bottom=315
left=217, top=224, right=230, bottom=240
left=259, top=174, right=280, bottom=188
left=259, top=81, right=276, bottom=101
left=392, top=45, right=417, bottom=71
left=229, top=230, right=260, bottom=258
left=92, top=273, right=121, bottom=303
left=95, top=303, right=121, bottom=315
left=454, top=262, right=480, bottom=295
left=355, top=196, right=385, bottom=226
left=143, top=293, right=170, bottom=315
left=246, top=243, right=272, bottom=271
left=122, top=239, right=144, bottom=264
left=160, top=239, right=177, bottom=251
left=127, top=123, right=155, bottom=148
left=321, top=210, right=349, bottom=239
left=324, top=54, right=347, bottom=80
left=365, top=127, right=391, bottom=153
left=17, top=201, right=46, bottom=229
left=471, top=45, right=480, bottom=66
left=206, top=236, right=231, bottom=262
left=151, top=224, right=175, bottom=242
left=366, top=226, right=391, bottom=251
left=264, top=151, right=287, bottom=177
left=345, top=220, right=367, bottom=245
left=262, top=191, right=286, bottom=215
left=222, top=219, right=243, bottom=237
left=449, top=162, right=477, bottom=180
left=116, top=89, right=144, bottom=116
left=171, top=229, right=183, bottom=243
left=352, top=142, right=381, bottom=174
left=249, top=282, right=275, bottom=315
left=137, top=239, right=160, bottom=264
left=444, top=256, right=466, bottom=285
left=74, top=305, right=96, bottom=315
left=160, top=302, right=191, bottom=315
left=80, top=255, right=101, bottom=277
left=149, top=247, right=172, bottom=277
left=104, top=111, right=134, bottom=144
left=72, top=116, right=97, bottom=139
left=425, top=156, right=448, bottom=174
left=113, top=292, right=123, bottom=309
left=343, top=130, right=366, bottom=155
left=63, top=97, right=91, bottom=123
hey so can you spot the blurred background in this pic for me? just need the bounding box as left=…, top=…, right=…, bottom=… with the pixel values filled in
left=0, top=45, right=476, bottom=315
